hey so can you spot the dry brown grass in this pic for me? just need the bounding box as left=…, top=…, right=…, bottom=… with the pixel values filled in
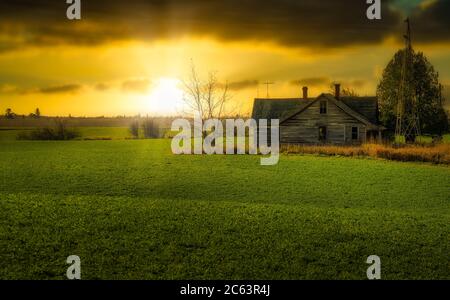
left=281, top=143, right=450, bottom=164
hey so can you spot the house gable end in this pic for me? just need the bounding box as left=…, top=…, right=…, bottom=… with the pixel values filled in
left=279, top=94, right=329, bottom=125
left=280, top=93, right=381, bottom=130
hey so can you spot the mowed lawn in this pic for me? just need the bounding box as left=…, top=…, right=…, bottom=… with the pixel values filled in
left=0, top=139, right=449, bottom=280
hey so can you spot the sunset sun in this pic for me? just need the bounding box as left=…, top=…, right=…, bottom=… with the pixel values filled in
left=148, top=77, right=184, bottom=116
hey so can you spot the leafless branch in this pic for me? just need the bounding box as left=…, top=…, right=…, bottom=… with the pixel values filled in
left=182, top=61, right=233, bottom=121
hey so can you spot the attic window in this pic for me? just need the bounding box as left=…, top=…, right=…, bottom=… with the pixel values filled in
left=352, top=127, right=359, bottom=140
left=320, top=101, right=327, bottom=114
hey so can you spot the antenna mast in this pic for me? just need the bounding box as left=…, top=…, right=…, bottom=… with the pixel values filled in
left=262, top=81, right=275, bottom=98
left=395, top=18, right=421, bottom=143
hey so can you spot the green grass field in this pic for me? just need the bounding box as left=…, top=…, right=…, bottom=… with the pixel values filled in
left=0, top=139, right=449, bottom=279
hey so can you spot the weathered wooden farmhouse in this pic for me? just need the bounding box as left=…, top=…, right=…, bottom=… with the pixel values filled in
left=251, top=84, right=385, bottom=144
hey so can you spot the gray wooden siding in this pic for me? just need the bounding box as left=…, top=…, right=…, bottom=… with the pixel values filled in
left=280, top=98, right=366, bottom=144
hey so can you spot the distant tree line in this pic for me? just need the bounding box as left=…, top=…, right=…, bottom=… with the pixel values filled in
left=3, top=108, right=41, bottom=119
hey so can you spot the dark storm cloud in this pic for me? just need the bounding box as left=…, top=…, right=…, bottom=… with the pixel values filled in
left=0, top=0, right=448, bottom=52
left=410, top=0, right=450, bottom=44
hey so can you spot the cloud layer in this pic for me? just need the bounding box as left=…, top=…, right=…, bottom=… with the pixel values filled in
left=38, top=84, right=82, bottom=94
left=0, top=0, right=448, bottom=53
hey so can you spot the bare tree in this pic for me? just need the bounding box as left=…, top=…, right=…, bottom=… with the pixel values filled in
left=182, top=62, right=232, bottom=121
left=341, top=87, right=359, bottom=97
left=129, top=120, right=139, bottom=139
left=142, top=117, right=160, bottom=138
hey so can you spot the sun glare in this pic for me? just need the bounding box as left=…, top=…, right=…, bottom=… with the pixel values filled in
left=148, top=77, right=184, bottom=116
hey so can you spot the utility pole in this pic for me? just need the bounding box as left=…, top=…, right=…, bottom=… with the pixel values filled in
left=263, top=81, right=274, bottom=98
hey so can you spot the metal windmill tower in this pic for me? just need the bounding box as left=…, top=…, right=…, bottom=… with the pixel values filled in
left=395, top=18, right=421, bottom=142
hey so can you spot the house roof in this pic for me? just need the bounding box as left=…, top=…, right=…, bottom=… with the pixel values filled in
left=251, top=94, right=383, bottom=129
left=251, top=98, right=314, bottom=120
left=340, top=96, right=378, bottom=125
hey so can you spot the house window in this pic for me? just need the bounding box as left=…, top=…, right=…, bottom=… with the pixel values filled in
left=352, top=127, right=359, bottom=140
left=320, top=101, right=327, bottom=114
left=319, top=126, right=327, bottom=141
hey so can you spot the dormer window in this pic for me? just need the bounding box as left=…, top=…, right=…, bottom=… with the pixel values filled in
left=320, top=101, right=327, bottom=114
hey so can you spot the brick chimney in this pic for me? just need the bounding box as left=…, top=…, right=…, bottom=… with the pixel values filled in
left=302, top=86, right=308, bottom=100
left=334, top=83, right=341, bottom=100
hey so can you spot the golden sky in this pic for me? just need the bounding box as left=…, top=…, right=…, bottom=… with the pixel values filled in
left=0, top=0, right=449, bottom=117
